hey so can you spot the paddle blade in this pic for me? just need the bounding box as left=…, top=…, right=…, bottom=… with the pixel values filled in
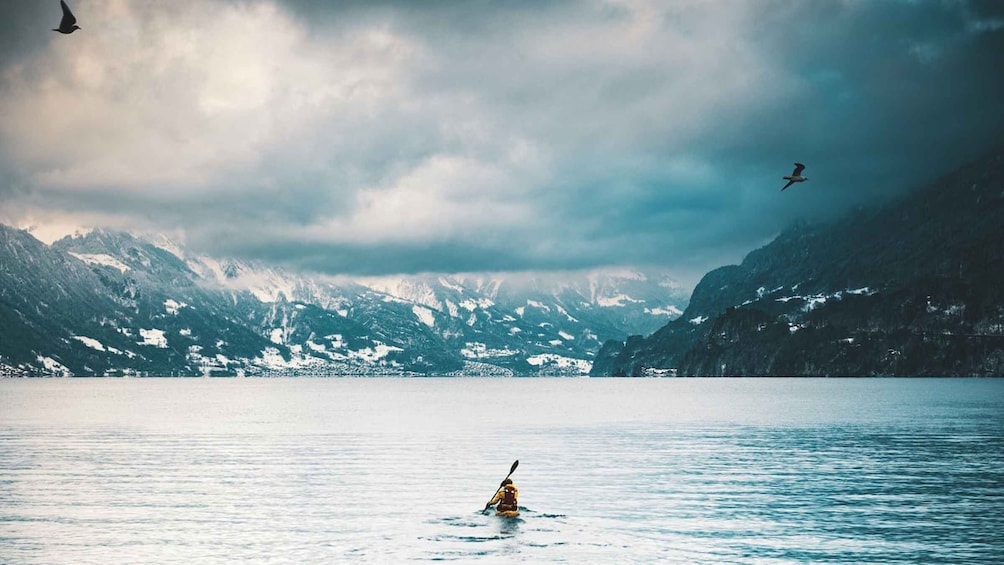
left=509, top=460, right=519, bottom=475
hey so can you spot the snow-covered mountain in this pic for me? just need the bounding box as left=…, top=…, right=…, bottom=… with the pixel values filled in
left=0, top=226, right=688, bottom=376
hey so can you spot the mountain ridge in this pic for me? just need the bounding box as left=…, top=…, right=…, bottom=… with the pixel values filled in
left=592, top=146, right=1004, bottom=376
left=1, top=227, right=688, bottom=377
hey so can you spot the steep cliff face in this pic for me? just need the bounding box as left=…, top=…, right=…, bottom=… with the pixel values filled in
left=593, top=147, right=1004, bottom=376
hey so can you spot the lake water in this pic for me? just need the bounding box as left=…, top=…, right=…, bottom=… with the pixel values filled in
left=1, top=378, right=1002, bottom=564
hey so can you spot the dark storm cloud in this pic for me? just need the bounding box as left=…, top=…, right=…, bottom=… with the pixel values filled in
left=1, top=1, right=1002, bottom=285
left=529, top=0, right=1004, bottom=274
left=0, top=2, right=52, bottom=66
left=209, top=237, right=584, bottom=276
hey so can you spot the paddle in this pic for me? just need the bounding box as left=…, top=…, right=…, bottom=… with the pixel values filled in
left=482, top=459, right=518, bottom=514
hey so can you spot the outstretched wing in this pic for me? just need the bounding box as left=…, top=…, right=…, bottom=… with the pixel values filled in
left=60, top=0, right=77, bottom=27
left=780, top=179, right=795, bottom=191
left=792, top=162, right=805, bottom=176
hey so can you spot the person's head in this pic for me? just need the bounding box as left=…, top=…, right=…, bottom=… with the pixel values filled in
left=502, top=478, right=513, bottom=486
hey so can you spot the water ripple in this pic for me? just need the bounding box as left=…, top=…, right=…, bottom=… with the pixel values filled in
left=1, top=378, right=1002, bottom=563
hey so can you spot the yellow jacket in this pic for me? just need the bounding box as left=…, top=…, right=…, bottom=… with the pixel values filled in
left=489, top=484, right=519, bottom=512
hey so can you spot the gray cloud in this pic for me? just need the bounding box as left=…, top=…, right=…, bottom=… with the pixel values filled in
left=1, top=0, right=1002, bottom=287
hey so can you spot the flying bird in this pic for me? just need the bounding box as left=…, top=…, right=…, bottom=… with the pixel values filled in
left=780, top=162, right=807, bottom=191
left=52, top=0, right=80, bottom=34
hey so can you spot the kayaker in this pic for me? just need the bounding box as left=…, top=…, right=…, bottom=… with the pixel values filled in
left=484, top=478, right=519, bottom=516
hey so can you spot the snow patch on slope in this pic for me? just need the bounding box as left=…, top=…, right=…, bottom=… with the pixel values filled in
left=596, top=294, right=643, bottom=307
left=413, top=305, right=436, bottom=328
left=36, top=355, right=72, bottom=376
left=190, top=256, right=296, bottom=302
left=73, top=336, right=106, bottom=351
left=361, top=277, right=443, bottom=311
left=164, top=299, right=186, bottom=315
left=460, top=297, right=494, bottom=311
left=774, top=287, right=877, bottom=312
left=139, top=329, right=168, bottom=348
left=68, top=253, right=130, bottom=273
left=348, top=343, right=403, bottom=363
left=525, top=353, right=592, bottom=374
left=645, top=305, right=682, bottom=317
left=437, top=276, right=466, bottom=294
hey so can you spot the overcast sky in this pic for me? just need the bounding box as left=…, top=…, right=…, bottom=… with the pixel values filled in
left=1, top=0, right=1002, bottom=286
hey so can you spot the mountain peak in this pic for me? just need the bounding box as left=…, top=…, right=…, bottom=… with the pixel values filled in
left=2, top=225, right=688, bottom=376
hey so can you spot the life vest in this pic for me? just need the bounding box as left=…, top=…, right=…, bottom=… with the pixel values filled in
left=499, top=485, right=518, bottom=510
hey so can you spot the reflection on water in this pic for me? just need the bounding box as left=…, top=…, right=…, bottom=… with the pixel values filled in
left=1, top=378, right=1002, bottom=563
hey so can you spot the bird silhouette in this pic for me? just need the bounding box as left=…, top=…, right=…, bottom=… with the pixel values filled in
left=780, top=162, right=807, bottom=191
left=52, top=0, right=80, bottom=34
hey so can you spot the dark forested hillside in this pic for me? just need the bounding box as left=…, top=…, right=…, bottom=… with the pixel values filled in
left=593, top=147, right=1004, bottom=376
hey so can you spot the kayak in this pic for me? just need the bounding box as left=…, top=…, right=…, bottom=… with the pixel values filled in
left=496, top=509, right=520, bottom=518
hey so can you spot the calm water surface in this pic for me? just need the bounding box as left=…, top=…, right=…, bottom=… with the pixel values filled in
left=1, top=378, right=1002, bottom=564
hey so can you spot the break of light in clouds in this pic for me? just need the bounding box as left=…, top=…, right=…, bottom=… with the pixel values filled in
left=1, top=0, right=1002, bottom=285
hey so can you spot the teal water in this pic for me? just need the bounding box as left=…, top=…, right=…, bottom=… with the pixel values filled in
left=1, top=378, right=1002, bottom=563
